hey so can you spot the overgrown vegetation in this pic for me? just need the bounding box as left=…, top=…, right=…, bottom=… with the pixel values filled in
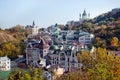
left=0, top=25, right=29, bottom=59
left=8, top=67, right=44, bottom=80
left=56, top=48, right=120, bottom=80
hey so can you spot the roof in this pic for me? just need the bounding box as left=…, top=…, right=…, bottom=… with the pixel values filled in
left=27, top=37, right=50, bottom=49
left=82, top=10, right=87, bottom=16
left=0, top=56, right=10, bottom=61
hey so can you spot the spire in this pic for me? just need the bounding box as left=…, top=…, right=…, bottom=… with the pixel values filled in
left=32, top=21, right=35, bottom=28
left=79, top=13, right=81, bottom=20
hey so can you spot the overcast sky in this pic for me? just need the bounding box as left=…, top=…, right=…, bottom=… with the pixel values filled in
left=0, top=0, right=120, bottom=29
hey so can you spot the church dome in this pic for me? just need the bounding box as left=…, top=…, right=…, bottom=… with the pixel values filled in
left=82, top=10, right=87, bottom=16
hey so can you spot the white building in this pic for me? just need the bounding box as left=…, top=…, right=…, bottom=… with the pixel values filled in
left=31, top=21, right=38, bottom=35
left=79, top=30, right=94, bottom=44
left=25, top=21, right=38, bottom=35
left=0, top=56, right=11, bottom=71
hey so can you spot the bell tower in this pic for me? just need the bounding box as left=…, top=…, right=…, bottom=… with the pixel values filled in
left=32, top=21, right=35, bottom=28
left=31, top=21, right=38, bottom=35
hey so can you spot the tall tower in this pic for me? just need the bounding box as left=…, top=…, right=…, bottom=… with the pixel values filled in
left=32, top=21, right=35, bottom=28
left=31, top=21, right=38, bottom=35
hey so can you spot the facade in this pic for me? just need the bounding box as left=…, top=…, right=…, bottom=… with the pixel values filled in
left=48, top=44, right=83, bottom=72
left=31, top=21, right=38, bottom=35
left=78, top=30, right=94, bottom=44
left=0, top=56, right=11, bottom=71
left=26, top=22, right=51, bottom=67
left=26, top=37, right=50, bottom=67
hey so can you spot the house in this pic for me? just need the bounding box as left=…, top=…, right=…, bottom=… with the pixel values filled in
left=26, top=22, right=52, bottom=67
left=78, top=30, right=94, bottom=44
left=26, top=37, right=50, bottom=67
left=0, top=56, right=11, bottom=71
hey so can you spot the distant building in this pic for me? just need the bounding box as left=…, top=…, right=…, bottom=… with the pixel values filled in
left=80, top=10, right=90, bottom=21
left=0, top=56, right=11, bottom=71
left=31, top=21, right=38, bottom=35
left=26, top=22, right=51, bottom=67
left=50, top=24, right=61, bottom=36
left=78, top=30, right=94, bottom=44
left=26, top=36, right=50, bottom=67
left=67, top=10, right=90, bottom=27
left=25, top=21, right=38, bottom=35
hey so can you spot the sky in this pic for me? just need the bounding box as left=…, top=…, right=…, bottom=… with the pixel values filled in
left=0, top=0, right=120, bottom=29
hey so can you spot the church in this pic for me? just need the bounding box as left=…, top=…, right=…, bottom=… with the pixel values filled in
left=79, top=10, right=90, bottom=21
left=26, top=21, right=51, bottom=67
left=67, top=10, right=90, bottom=27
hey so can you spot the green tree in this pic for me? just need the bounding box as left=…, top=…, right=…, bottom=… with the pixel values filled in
left=24, top=74, right=31, bottom=80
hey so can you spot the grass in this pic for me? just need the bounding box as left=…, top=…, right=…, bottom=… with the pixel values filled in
left=0, top=70, right=11, bottom=80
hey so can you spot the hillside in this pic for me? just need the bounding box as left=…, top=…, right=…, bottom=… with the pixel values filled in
left=0, top=25, right=29, bottom=58
left=89, top=8, right=120, bottom=50
left=92, top=8, right=120, bottom=25
left=0, top=31, right=15, bottom=44
left=56, top=8, right=120, bottom=50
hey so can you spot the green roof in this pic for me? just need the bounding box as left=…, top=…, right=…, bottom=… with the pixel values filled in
left=49, top=45, right=59, bottom=50
left=0, top=71, right=11, bottom=80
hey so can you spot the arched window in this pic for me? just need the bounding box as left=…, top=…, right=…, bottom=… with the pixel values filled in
left=60, top=53, right=66, bottom=61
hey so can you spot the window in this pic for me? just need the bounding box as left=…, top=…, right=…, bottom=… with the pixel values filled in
left=85, top=38, right=90, bottom=40
left=80, top=38, right=84, bottom=40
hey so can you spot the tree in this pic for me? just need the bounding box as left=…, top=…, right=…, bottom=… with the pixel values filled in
left=8, top=68, right=44, bottom=80
left=93, top=37, right=106, bottom=48
left=111, top=37, right=119, bottom=47
left=101, top=25, right=107, bottom=29
left=24, top=74, right=31, bottom=80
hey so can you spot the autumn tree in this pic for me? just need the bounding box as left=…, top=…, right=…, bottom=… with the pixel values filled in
left=8, top=68, right=44, bottom=80
left=111, top=37, right=119, bottom=47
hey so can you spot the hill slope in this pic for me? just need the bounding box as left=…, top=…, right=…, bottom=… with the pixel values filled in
left=0, top=31, right=15, bottom=44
